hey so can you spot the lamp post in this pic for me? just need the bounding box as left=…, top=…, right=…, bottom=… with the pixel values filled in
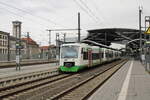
left=46, top=30, right=51, bottom=60
left=139, top=6, right=142, bottom=59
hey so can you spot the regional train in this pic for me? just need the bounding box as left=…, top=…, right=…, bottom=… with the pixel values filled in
left=59, top=43, right=121, bottom=72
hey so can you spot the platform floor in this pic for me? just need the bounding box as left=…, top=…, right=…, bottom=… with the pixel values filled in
left=0, top=63, right=58, bottom=79
left=88, top=60, right=150, bottom=100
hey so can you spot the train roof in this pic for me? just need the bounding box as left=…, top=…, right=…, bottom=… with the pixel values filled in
left=145, top=41, right=150, bottom=44
left=61, top=43, right=89, bottom=47
left=61, top=42, right=120, bottom=51
left=82, top=40, right=120, bottom=51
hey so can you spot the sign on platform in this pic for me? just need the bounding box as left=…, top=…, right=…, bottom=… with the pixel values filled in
left=145, top=27, right=150, bottom=34
left=16, top=55, right=20, bottom=64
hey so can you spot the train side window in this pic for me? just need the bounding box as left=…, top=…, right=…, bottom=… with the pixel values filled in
left=101, top=50, right=104, bottom=58
left=102, top=52, right=104, bottom=58
left=81, top=48, right=84, bottom=54
left=92, top=53, right=99, bottom=60
left=106, top=51, right=108, bottom=58
left=83, top=52, right=88, bottom=60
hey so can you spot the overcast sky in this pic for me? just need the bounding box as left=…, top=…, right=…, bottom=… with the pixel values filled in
left=0, top=0, right=149, bottom=46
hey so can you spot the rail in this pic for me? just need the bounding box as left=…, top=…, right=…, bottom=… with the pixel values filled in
left=0, top=59, right=58, bottom=68
left=0, top=59, right=128, bottom=100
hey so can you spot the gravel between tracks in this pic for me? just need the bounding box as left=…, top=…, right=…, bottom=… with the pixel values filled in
left=2, top=59, right=126, bottom=100
left=56, top=60, right=127, bottom=100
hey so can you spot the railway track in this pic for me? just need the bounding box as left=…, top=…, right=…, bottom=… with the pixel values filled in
left=0, top=68, right=59, bottom=88
left=51, top=60, right=127, bottom=100
left=0, top=73, right=74, bottom=100
left=0, top=59, right=127, bottom=100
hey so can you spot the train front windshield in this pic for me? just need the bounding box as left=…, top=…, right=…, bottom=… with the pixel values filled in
left=61, top=46, right=79, bottom=58
left=145, top=43, right=150, bottom=47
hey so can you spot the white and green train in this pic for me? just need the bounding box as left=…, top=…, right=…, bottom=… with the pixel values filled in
left=59, top=43, right=121, bottom=72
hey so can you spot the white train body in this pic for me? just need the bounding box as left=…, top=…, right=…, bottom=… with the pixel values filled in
left=59, top=43, right=121, bottom=72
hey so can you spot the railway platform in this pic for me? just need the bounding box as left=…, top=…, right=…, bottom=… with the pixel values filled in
left=0, top=63, right=58, bottom=79
left=88, top=60, right=150, bottom=100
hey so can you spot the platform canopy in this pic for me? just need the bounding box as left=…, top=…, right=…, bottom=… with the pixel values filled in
left=83, top=28, right=146, bottom=49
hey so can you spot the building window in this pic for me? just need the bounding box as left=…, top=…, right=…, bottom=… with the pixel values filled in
left=2, top=41, right=4, bottom=46
left=0, top=40, right=2, bottom=46
left=3, top=41, right=5, bottom=46
left=0, top=35, right=2, bottom=39
left=0, top=49, right=2, bottom=54
left=3, top=49, right=5, bottom=54
left=5, top=49, right=7, bottom=54
left=2, top=49, right=4, bottom=54
left=5, top=36, right=7, bottom=39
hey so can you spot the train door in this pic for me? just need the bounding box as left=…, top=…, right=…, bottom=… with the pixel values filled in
left=88, top=49, right=92, bottom=67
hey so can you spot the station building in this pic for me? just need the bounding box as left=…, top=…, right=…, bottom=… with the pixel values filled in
left=0, top=30, right=41, bottom=61
left=0, top=31, right=26, bottom=61
left=0, top=31, right=9, bottom=55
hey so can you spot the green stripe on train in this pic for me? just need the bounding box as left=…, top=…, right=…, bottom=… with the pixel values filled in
left=60, top=65, right=85, bottom=72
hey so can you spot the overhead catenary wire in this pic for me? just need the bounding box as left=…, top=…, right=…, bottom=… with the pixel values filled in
left=135, top=0, right=143, bottom=9
left=79, top=0, right=103, bottom=23
left=73, top=0, right=106, bottom=26
left=0, top=6, right=51, bottom=45
left=139, top=0, right=143, bottom=7
left=0, top=6, right=50, bottom=28
left=87, top=0, right=111, bottom=26
left=0, top=1, right=66, bottom=28
left=73, top=0, right=101, bottom=24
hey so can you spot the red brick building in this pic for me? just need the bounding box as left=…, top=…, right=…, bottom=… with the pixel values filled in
left=22, top=37, right=40, bottom=59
